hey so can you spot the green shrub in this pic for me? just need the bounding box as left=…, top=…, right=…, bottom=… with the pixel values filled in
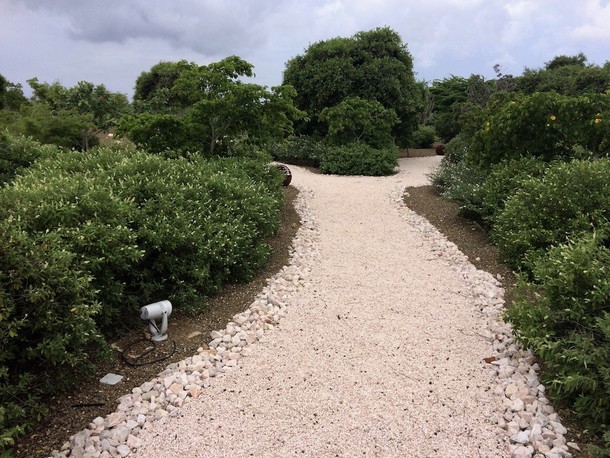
left=0, top=150, right=146, bottom=332
left=117, top=113, right=193, bottom=155
left=409, top=125, right=436, bottom=148
left=428, top=158, right=488, bottom=221
left=319, top=143, right=397, bottom=176
left=320, top=97, right=400, bottom=149
left=493, top=158, right=610, bottom=270
left=0, top=146, right=284, bottom=329
left=479, top=157, right=549, bottom=226
left=0, top=130, right=60, bottom=186
left=0, top=222, right=106, bottom=451
left=432, top=108, right=461, bottom=143
left=270, top=136, right=325, bottom=167
left=505, top=231, right=610, bottom=442
left=471, top=92, right=610, bottom=166
left=428, top=135, right=489, bottom=219
left=443, top=133, right=471, bottom=164
left=13, top=103, right=99, bottom=151
left=0, top=145, right=284, bottom=448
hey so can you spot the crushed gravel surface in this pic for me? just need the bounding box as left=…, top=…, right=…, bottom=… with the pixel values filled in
left=51, top=157, right=573, bottom=458
left=134, top=157, right=507, bottom=457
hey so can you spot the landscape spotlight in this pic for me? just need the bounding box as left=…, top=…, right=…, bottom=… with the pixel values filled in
left=140, top=300, right=172, bottom=342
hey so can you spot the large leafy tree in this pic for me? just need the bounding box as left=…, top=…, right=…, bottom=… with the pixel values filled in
left=429, top=74, right=503, bottom=142
left=0, top=75, right=27, bottom=111
left=121, top=56, right=305, bottom=156
left=283, top=27, right=422, bottom=146
left=0, top=75, right=29, bottom=130
left=429, top=76, right=469, bottom=142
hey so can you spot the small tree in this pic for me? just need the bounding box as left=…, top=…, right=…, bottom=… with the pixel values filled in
left=122, top=56, right=305, bottom=156
left=15, top=104, right=90, bottom=149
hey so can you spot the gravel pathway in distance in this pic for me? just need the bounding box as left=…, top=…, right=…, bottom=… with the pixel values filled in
left=133, top=156, right=510, bottom=457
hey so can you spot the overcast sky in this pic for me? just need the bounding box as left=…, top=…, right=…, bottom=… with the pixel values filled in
left=1, top=0, right=609, bottom=98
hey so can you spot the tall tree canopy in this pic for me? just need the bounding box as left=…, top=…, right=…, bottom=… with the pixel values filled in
left=283, top=27, right=422, bottom=146
left=0, top=74, right=27, bottom=111
left=132, top=60, right=194, bottom=114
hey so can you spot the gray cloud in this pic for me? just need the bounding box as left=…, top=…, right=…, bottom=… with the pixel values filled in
left=1, top=0, right=608, bottom=98
left=16, top=0, right=277, bottom=55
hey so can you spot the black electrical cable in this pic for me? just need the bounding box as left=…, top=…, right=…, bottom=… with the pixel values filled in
left=121, top=336, right=177, bottom=367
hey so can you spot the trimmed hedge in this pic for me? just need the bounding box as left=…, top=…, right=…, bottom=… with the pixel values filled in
left=270, top=136, right=324, bottom=167
left=0, top=144, right=284, bottom=449
left=319, top=143, right=397, bottom=176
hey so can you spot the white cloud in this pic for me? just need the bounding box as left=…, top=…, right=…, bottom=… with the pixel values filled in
left=570, top=0, right=610, bottom=41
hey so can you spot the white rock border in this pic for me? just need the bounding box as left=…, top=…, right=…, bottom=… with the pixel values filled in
left=396, top=188, right=578, bottom=458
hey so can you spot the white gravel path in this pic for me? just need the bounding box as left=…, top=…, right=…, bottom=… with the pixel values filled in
left=53, top=157, right=575, bottom=458
left=135, top=157, right=506, bottom=457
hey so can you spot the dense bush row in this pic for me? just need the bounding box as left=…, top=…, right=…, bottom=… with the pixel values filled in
left=430, top=90, right=610, bottom=451
left=471, top=92, right=610, bottom=165
left=0, top=138, right=284, bottom=449
left=319, top=143, right=397, bottom=176
left=270, top=136, right=323, bottom=167
left=409, top=125, right=436, bottom=148
left=272, top=137, right=398, bottom=176
left=506, top=232, right=610, bottom=434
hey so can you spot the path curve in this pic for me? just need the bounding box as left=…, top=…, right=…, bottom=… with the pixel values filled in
left=133, top=156, right=510, bottom=457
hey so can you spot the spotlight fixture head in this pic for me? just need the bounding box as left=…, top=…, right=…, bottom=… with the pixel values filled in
left=140, top=300, right=172, bottom=342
